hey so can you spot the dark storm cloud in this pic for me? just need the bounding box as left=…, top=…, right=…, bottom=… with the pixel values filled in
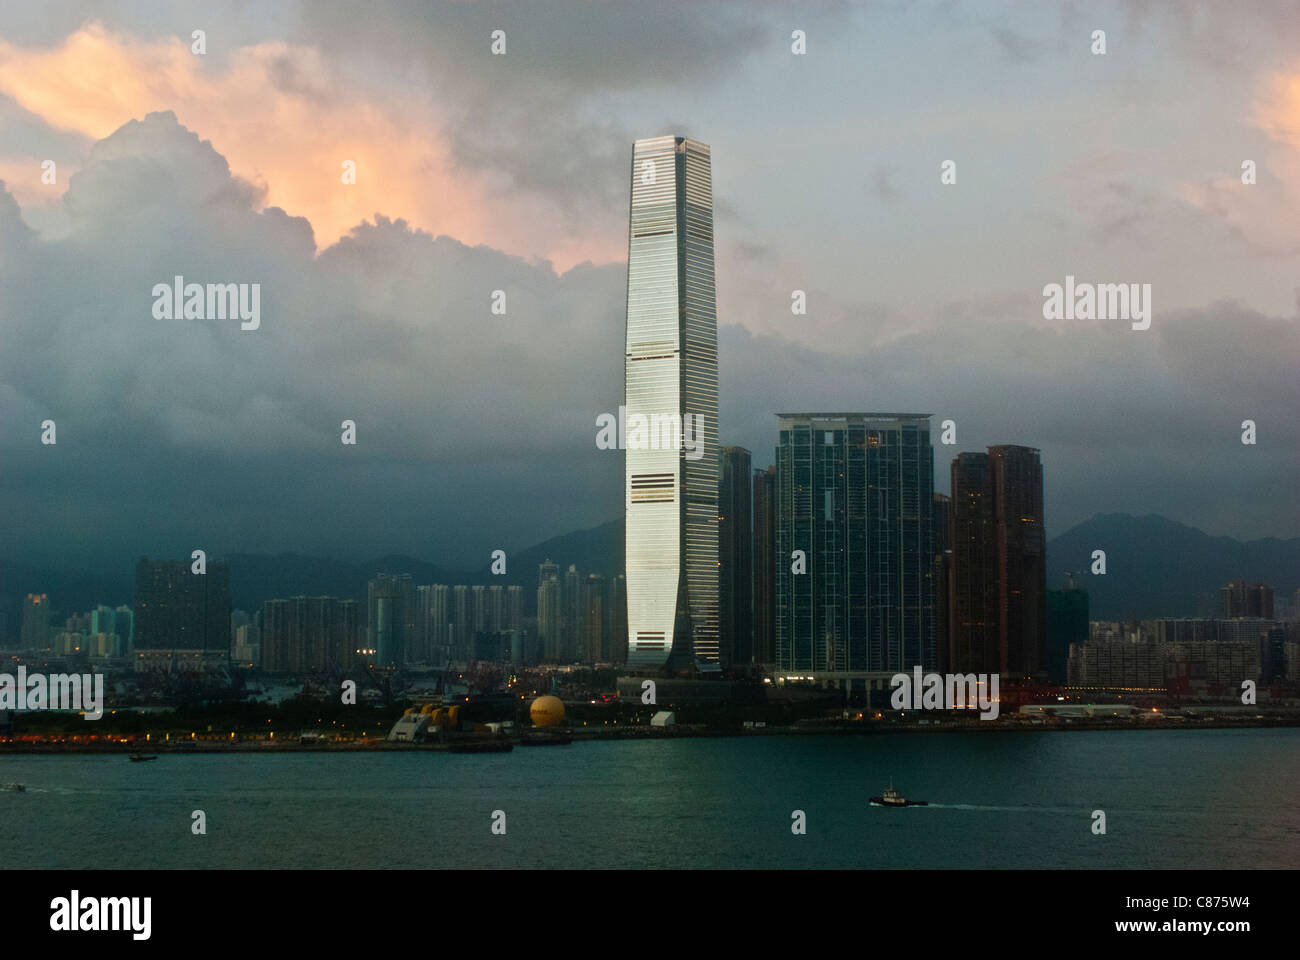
left=2, top=94, right=1297, bottom=574
left=719, top=297, right=1300, bottom=540
left=292, top=1, right=842, bottom=255
left=0, top=112, right=626, bottom=568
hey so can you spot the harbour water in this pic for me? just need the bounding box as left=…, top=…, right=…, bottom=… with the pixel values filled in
left=3, top=729, right=1296, bottom=869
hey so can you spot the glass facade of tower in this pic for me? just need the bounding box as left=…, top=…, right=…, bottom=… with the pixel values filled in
left=774, top=414, right=935, bottom=688
left=719, top=446, right=753, bottom=668
left=625, top=135, right=719, bottom=668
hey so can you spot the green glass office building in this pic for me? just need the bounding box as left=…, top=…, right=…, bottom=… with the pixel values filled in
left=774, top=414, right=936, bottom=699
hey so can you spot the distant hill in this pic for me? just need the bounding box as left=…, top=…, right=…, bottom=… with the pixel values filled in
left=1045, top=513, right=1300, bottom=620
left=0, top=561, right=133, bottom=642
left=478, top=519, right=623, bottom=586
left=228, top=524, right=624, bottom=615
left=0, top=521, right=624, bottom=640
left=5, top=513, right=1295, bottom=640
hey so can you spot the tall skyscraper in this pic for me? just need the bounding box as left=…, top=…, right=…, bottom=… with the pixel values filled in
left=774, top=414, right=935, bottom=700
left=133, top=557, right=232, bottom=652
left=538, top=558, right=559, bottom=588
left=20, top=593, right=49, bottom=650
left=950, top=446, right=1047, bottom=679
left=950, top=453, right=998, bottom=675
left=472, top=584, right=489, bottom=659
left=932, top=493, right=953, bottom=673
left=752, top=465, right=777, bottom=665
left=428, top=584, right=450, bottom=663
left=367, top=573, right=414, bottom=667
left=261, top=596, right=359, bottom=672
left=452, top=585, right=471, bottom=661
left=506, top=585, right=524, bottom=634
left=582, top=574, right=608, bottom=664
left=114, top=605, right=134, bottom=652
left=415, top=585, right=433, bottom=663
left=488, top=584, right=508, bottom=634
left=719, top=446, right=753, bottom=668
left=990, top=445, right=1046, bottom=679
left=624, top=134, right=719, bottom=670
left=538, top=574, right=563, bottom=663
left=563, top=565, right=582, bottom=662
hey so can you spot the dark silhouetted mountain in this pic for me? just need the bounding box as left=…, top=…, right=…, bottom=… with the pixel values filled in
left=8, top=514, right=1293, bottom=643
left=474, top=519, right=623, bottom=583
left=1046, top=513, right=1300, bottom=620
left=224, top=553, right=469, bottom=613
left=0, top=561, right=133, bottom=643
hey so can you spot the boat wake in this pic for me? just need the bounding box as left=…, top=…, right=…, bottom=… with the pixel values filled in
left=924, top=803, right=1081, bottom=814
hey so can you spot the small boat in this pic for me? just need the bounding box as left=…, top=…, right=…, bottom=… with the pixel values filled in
left=128, top=753, right=158, bottom=762
left=869, top=779, right=927, bottom=807
left=2, top=783, right=24, bottom=792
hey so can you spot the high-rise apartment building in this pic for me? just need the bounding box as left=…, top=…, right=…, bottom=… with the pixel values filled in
left=949, top=446, right=1046, bottom=679
left=1219, top=580, right=1274, bottom=619
left=582, top=574, right=608, bottom=664
left=990, top=445, right=1046, bottom=679
left=428, top=584, right=450, bottom=663
left=20, top=593, right=50, bottom=650
left=719, top=446, right=753, bottom=668
left=563, top=565, right=582, bottom=662
left=624, top=135, right=719, bottom=670
left=367, top=574, right=414, bottom=667
left=133, top=557, right=232, bottom=652
left=774, top=414, right=935, bottom=700
left=950, top=453, right=998, bottom=674
left=538, top=572, right=563, bottom=663
left=261, top=596, right=359, bottom=673
left=932, top=493, right=953, bottom=673
left=752, top=465, right=776, bottom=664
left=452, top=585, right=471, bottom=662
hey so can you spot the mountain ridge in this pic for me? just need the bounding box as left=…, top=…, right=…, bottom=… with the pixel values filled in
left=2, top=513, right=1296, bottom=636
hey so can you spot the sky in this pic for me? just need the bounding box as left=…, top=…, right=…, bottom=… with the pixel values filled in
left=1, top=0, right=1298, bottom=573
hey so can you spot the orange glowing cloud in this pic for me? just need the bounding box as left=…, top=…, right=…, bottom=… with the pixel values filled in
left=1253, top=69, right=1300, bottom=151
left=1179, top=65, right=1300, bottom=255
left=0, top=23, right=623, bottom=270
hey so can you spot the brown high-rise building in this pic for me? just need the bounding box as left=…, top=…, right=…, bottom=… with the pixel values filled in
left=949, top=446, right=1046, bottom=679
left=990, top=445, right=1046, bottom=679
left=950, top=454, right=998, bottom=674
left=932, top=493, right=952, bottom=673
left=751, top=465, right=777, bottom=665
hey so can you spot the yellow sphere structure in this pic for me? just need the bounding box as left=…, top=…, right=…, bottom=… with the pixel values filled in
left=530, top=695, right=565, bottom=727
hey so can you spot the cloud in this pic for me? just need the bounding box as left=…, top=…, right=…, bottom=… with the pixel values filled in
left=721, top=296, right=1300, bottom=540
left=1178, top=65, right=1300, bottom=254
left=0, top=112, right=627, bottom=567
left=0, top=22, right=619, bottom=269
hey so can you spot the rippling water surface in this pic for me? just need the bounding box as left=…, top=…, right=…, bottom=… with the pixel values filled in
left=2, top=729, right=1296, bottom=868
